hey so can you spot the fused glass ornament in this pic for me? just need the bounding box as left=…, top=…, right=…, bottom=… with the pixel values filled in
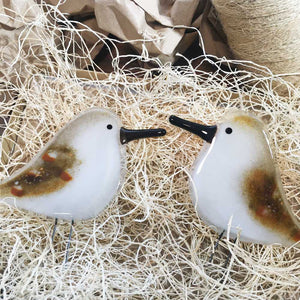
left=0, top=108, right=166, bottom=221
left=169, top=111, right=300, bottom=246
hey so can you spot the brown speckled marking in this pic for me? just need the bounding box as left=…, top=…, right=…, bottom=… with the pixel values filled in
left=243, top=168, right=300, bottom=241
left=234, top=115, right=260, bottom=128
left=1, top=145, right=78, bottom=198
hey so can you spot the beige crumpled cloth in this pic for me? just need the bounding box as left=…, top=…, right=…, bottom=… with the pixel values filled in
left=0, top=0, right=231, bottom=69
left=46, top=0, right=232, bottom=64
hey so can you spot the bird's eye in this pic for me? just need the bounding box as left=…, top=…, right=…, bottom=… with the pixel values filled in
left=107, top=124, right=113, bottom=130
left=225, top=127, right=232, bottom=134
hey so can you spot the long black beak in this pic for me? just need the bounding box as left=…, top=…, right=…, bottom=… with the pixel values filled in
left=169, top=115, right=217, bottom=143
left=120, top=127, right=166, bottom=144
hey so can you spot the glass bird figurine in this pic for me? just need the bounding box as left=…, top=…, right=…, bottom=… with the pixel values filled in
left=0, top=108, right=166, bottom=261
left=169, top=111, right=300, bottom=247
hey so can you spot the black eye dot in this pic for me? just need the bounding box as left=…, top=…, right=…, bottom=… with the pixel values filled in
left=225, top=127, right=233, bottom=134
left=107, top=124, right=113, bottom=130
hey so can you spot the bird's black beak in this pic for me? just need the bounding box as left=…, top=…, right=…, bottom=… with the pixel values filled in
left=120, top=127, right=166, bottom=144
left=169, top=115, right=217, bottom=143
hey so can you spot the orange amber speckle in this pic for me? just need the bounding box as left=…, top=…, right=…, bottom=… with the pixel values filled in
left=292, top=231, right=300, bottom=242
left=255, top=205, right=269, bottom=217
left=42, top=152, right=56, bottom=162
left=60, top=171, right=72, bottom=181
left=11, top=186, right=24, bottom=197
left=27, top=169, right=40, bottom=176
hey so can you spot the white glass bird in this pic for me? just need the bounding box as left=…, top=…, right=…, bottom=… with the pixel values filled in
left=0, top=108, right=166, bottom=260
left=169, top=111, right=300, bottom=247
left=1, top=108, right=166, bottom=220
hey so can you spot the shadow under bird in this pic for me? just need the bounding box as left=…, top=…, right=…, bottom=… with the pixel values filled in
left=0, top=108, right=166, bottom=261
left=169, top=111, right=300, bottom=247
